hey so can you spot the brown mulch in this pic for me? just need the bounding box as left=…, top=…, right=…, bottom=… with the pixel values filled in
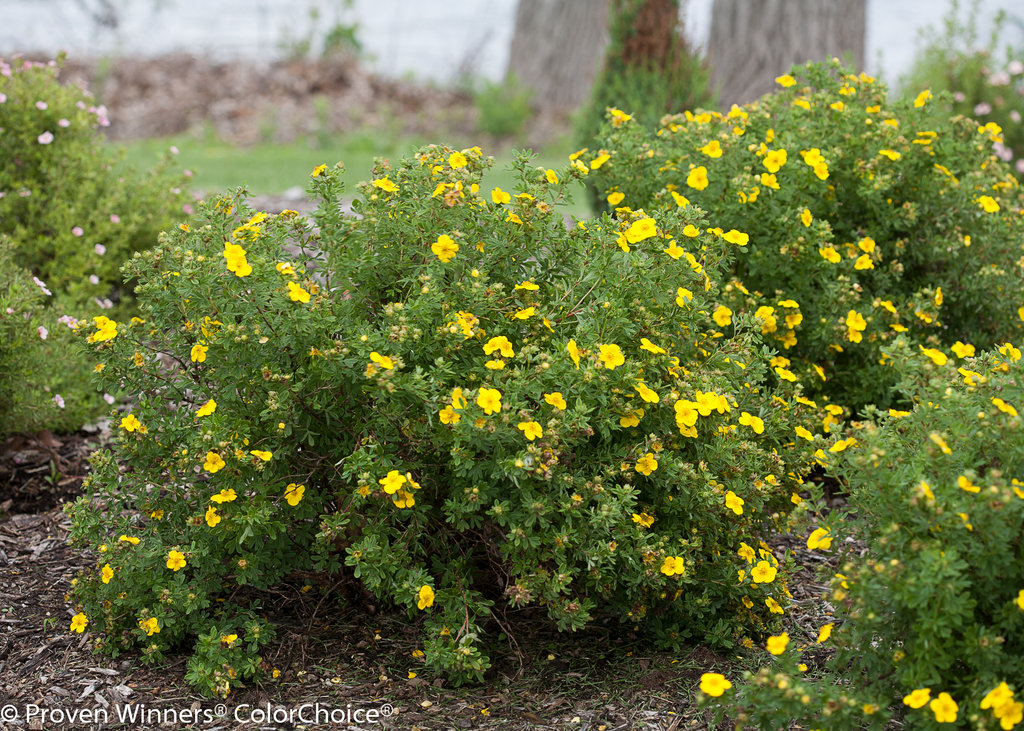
left=52, top=53, right=482, bottom=148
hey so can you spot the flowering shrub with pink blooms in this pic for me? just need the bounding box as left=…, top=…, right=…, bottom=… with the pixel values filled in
left=0, top=53, right=189, bottom=434
left=66, top=146, right=830, bottom=696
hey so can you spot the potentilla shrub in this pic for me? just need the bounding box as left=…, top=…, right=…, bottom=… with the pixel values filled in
left=0, top=54, right=189, bottom=434
left=588, top=59, right=1024, bottom=412
left=0, top=237, right=94, bottom=434
left=697, top=339, right=1024, bottom=730
left=67, top=146, right=826, bottom=696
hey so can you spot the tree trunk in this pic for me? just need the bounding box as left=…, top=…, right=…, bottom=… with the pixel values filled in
left=707, top=0, right=866, bottom=107
left=506, top=0, right=613, bottom=115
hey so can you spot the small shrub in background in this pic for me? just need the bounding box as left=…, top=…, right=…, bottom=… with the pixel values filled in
left=473, top=74, right=534, bottom=139
left=699, top=339, right=1024, bottom=729
left=0, top=238, right=96, bottom=436
left=0, top=54, right=190, bottom=435
left=588, top=59, right=1024, bottom=412
left=901, top=0, right=1024, bottom=178
left=575, top=0, right=711, bottom=212
left=67, top=145, right=827, bottom=696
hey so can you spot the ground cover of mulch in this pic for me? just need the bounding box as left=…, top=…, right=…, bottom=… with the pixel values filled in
left=0, top=426, right=844, bottom=731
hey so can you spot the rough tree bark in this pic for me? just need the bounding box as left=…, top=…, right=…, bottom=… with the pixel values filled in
left=506, top=0, right=613, bottom=115
left=707, top=0, right=866, bottom=107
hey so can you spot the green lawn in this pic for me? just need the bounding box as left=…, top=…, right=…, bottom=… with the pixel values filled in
left=115, top=131, right=590, bottom=218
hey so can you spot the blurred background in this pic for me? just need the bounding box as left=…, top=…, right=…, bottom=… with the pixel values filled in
left=3, top=0, right=1022, bottom=206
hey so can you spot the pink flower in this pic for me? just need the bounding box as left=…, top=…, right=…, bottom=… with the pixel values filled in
left=37, top=131, right=54, bottom=145
left=183, top=204, right=194, bottom=215
left=1010, top=60, right=1024, bottom=75
left=1017, top=159, right=1024, bottom=174
left=974, top=102, right=992, bottom=116
left=169, top=146, right=179, bottom=155
left=110, top=214, right=120, bottom=223
left=0, top=93, right=6, bottom=103
left=94, top=243, right=106, bottom=255
left=37, top=326, right=48, bottom=340
left=989, top=71, right=1011, bottom=86
left=32, top=276, right=51, bottom=295
left=57, top=315, right=78, bottom=328
left=76, top=100, right=86, bottom=110
left=53, top=394, right=65, bottom=409
left=1011, top=110, right=1021, bottom=123
left=58, top=118, right=70, bottom=127
left=89, top=275, right=100, bottom=285
left=35, top=100, right=47, bottom=110
left=71, top=226, right=84, bottom=236
left=103, top=393, right=115, bottom=405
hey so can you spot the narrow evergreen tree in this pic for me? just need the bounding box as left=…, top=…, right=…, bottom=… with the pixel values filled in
left=576, top=0, right=712, bottom=212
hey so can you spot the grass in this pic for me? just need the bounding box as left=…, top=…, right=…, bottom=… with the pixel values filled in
left=114, top=130, right=591, bottom=219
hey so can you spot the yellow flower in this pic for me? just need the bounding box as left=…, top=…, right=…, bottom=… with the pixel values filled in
left=929, top=432, right=952, bottom=455
left=223, top=242, right=252, bottom=277
left=203, top=452, right=226, bottom=473
left=879, top=148, right=902, bottom=161
left=249, top=449, right=272, bottom=462
left=903, top=688, right=931, bottom=709
left=544, top=169, right=558, bottom=184
left=817, top=623, right=833, bottom=643
left=448, top=151, right=468, bottom=168
left=101, top=564, right=114, bottom=584
left=660, top=556, right=685, bottom=576
left=762, top=148, right=788, bottom=173
left=977, top=195, right=1000, bottom=213
left=166, top=550, right=186, bottom=571
left=417, top=585, right=435, bottom=610
left=635, top=382, right=660, bottom=404
left=1017, top=589, right=1024, bottom=610
left=372, top=176, right=398, bottom=193
left=567, top=339, right=581, bottom=369
left=722, top=229, right=749, bottom=246
left=483, top=336, right=515, bottom=358
left=820, top=246, right=841, bottom=263
left=205, top=506, right=221, bottom=527
left=589, top=153, right=610, bottom=169
left=211, top=488, right=237, bottom=504
left=439, top=405, right=460, bottom=425
left=378, top=470, right=407, bottom=494
left=311, top=163, right=328, bottom=177
left=477, top=387, right=503, bottom=415
left=624, top=217, right=658, bottom=244
left=640, top=337, right=666, bottom=354
left=284, top=483, right=305, bottom=506
left=806, top=527, right=833, bottom=550
left=699, top=140, right=723, bottom=158
left=632, top=512, right=654, bottom=527
left=992, top=397, right=1018, bottom=417
left=514, top=280, right=539, bottom=291
left=392, top=488, right=415, bottom=508
left=544, top=392, right=567, bottom=410
left=929, top=692, right=958, bottom=724
left=766, top=597, right=784, bottom=614
left=738, top=411, right=765, bottom=435
left=795, top=426, right=813, bottom=441
left=635, top=453, right=658, bottom=476
left=70, top=612, right=88, bottom=633
left=766, top=633, right=789, bottom=655
left=431, top=234, right=459, bottom=263
left=491, top=187, right=511, bottom=205
left=190, top=342, right=208, bottom=363
left=751, top=560, right=777, bottom=583
left=686, top=165, right=709, bottom=190
left=920, top=346, right=948, bottom=366
left=829, top=438, right=856, bottom=453
left=517, top=421, right=543, bottom=441
left=775, top=74, right=796, bottom=88
left=599, top=344, right=625, bottom=369
left=854, top=254, right=874, bottom=270
left=607, top=191, right=625, bottom=206
left=120, top=414, right=143, bottom=432
left=913, top=89, right=932, bottom=108
left=513, top=306, right=536, bottom=319
left=196, top=399, right=217, bottom=417
left=287, top=281, right=311, bottom=303
left=711, top=305, right=733, bottom=327
left=951, top=341, right=975, bottom=358
left=370, top=351, right=395, bottom=370
left=119, top=535, right=140, bottom=545
left=957, top=475, right=980, bottom=493
left=724, top=491, right=744, bottom=515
